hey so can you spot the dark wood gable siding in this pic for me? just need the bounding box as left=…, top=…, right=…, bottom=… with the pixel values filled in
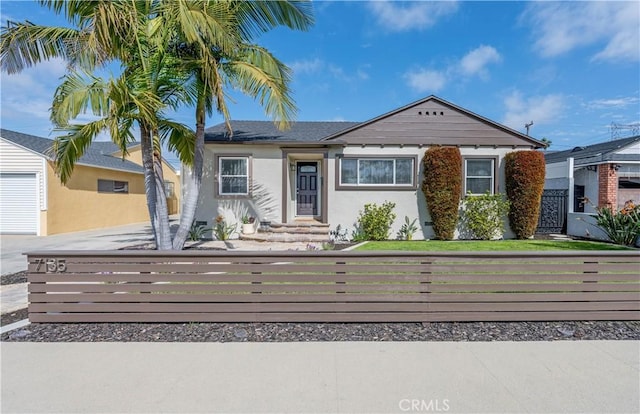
left=330, top=99, right=537, bottom=147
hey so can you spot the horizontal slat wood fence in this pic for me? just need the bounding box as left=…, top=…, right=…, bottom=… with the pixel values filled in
left=25, top=250, right=640, bottom=323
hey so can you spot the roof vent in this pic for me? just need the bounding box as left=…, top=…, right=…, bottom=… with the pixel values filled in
left=571, top=146, right=585, bottom=152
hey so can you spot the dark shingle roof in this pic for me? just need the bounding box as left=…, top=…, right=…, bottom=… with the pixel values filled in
left=205, top=121, right=360, bottom=143
left=0, top=129, right=143, bottom=174
left=544, top=135, right=640, bottom=165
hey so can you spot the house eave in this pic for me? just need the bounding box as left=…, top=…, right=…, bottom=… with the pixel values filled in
left=206, top=139, right=347, bottom=146
left=0, top=137, right=50, bottom=160
left=74, top=162, right=144, bottom=175
left=321, top=95, right=546, bottom=148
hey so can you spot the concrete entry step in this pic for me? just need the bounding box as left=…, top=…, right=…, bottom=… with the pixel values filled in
left=242, top=221, right=330, bottom=243
left=265, top=226, right=329, bottom=234
left=269, top=221, right=330, bottom=229
left=239, top=232, right=330, bottom=243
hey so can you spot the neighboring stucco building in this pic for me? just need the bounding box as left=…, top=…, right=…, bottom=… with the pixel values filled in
left=193, top=95, right=544, bottom=240
left=544, top=135, right=640, bottom=241
left=0, top=129, right=180, bottom=235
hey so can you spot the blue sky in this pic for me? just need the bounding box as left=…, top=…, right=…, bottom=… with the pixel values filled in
left=1, top=1, right=639, bottom=168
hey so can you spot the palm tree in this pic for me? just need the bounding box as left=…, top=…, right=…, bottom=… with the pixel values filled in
left=1, top=0, right=314, bottom=250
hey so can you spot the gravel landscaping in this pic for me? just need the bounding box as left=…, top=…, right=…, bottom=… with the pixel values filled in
left=3, top=320, right=639, bottom=342
left=1, top=271, right=27, bottom=286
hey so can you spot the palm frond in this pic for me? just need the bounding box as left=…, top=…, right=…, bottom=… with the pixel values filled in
left=51, top=71, right=109, bottom=127
left=0, top=21, right=83, bottom=73
left=233, top=0, right=314, bottom=41
left=158, top=120, right=195, bottom=166
left=51, top=120, right=109, bottom=184
left=225, top=44, right=296, bottom=130
left=158, top=0, right=240, bottom=57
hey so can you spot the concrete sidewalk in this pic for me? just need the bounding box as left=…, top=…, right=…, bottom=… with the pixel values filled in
left=2, top=341, right=638, bottom=413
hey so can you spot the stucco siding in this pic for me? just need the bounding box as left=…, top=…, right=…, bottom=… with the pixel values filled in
left=46, top=163, right=148, bottom=234
left=573, top=168, right=598, bottom=213
left=201, top=144, right=526, bottom=240
left=327, top=145, right=517, bottom=240
left=545, top=161, right=568, bottom=180
left=196, top=145, right=283, bottom=230
left=0, top=138, right=46, bottom=210
left=115, top=146, right=181, bottom=214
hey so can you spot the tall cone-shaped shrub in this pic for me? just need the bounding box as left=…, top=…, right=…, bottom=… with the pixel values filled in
left=422, top=146, right=462, bottom=240
left=504, top=150, right=546, bottom=238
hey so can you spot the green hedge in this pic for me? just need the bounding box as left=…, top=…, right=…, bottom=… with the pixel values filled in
left=504, top=150, right=546, bottom=239
left=422, top=146, right=462, bottom=240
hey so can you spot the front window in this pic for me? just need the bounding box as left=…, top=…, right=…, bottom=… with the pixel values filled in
left=465, top=159, right=495, bottom=195
left=339, top=157, right=415, bottom=187
left=219, top=157, right=249, bottom=195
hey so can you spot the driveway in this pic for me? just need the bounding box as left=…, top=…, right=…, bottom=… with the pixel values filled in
left=1, top=220, right=157, bottom=276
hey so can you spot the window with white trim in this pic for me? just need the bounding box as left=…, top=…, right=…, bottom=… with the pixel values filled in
left=339, top=158, right=414, bottom=186
left=219, top=157, right=249, bottom=195
left=464, top=159, right=495, bottom=195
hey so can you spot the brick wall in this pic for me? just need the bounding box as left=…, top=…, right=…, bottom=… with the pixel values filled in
left=598, top=164, right=618, bottom=208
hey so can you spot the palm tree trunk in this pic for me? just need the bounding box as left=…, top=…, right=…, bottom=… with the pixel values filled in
left=172, top=100, right=205, bottom=250
left=140, top=124, right=172, bottom=250
left=152, top=131, right=172, bottom=250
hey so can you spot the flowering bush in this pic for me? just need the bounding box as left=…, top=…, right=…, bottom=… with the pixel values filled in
left=594, top=200, right=640, bottom=246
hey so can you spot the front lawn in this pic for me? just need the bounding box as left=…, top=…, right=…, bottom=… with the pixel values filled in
left=355, top=239, right=631, bottom=251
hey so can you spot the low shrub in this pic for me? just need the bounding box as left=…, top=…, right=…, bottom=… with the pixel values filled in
left=505, top=150, right=545, bottom=239
left=355, top=201, right=396, bottom=241
left=461, top=192, right=510, bottom=240
left=594, top=201, right=640, bottom=246
left=422, top=146, right=462, bottom=240
left=188, top=222, right=210, bottom=241
left=396, top=216, right=419, bottom=240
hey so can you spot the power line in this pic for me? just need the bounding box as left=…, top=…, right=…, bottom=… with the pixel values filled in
left=610, top=122, right=640, bottom=140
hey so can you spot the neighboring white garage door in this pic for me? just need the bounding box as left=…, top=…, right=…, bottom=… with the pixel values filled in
left=0, top=173, right=38, bottom=234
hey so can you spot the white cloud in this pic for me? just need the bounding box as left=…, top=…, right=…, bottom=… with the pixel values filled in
left=523, top=2, right=639, bottom=62
left=459, top=45, right=502, bottom=78
left=289, top=58, right=369, bottom=83
left=404, top=45, right=501, bottom=93
left=368, top=1, right=459, bottom=32
left=289, top=58, right=324, bottom=75
left=404, top=69, right=447, bottom=93
left=1, top=57, right=68, bottom=136
left=502, top=91, right=565, bottom=131
left=586, top=96, right=640, bottom=109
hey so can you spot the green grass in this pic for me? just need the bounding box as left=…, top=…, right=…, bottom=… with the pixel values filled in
left=355, top=239, right=632, bottom=251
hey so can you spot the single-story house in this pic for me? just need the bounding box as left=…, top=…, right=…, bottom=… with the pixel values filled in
left=193, top=95, right=544, bottom=241
left=0, top=129, right=180, bottom=235
left=544, top=135, right=640, bottom=241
